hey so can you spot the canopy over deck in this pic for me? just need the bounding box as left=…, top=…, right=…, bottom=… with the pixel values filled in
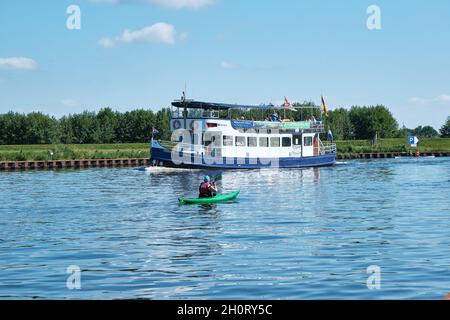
left=171, top=100, right=319, bottom=111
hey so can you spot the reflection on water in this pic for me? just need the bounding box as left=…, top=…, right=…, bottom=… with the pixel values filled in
left=1, top=158, right=450, bottom=299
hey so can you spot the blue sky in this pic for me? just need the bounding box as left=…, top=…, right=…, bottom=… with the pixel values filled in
left=0, top=0, right=449, bottom=129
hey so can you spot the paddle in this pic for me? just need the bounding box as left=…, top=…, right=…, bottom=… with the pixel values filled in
left=209, top=173, right=223, bottom=195
left=212, top=174, right=222, bottom=183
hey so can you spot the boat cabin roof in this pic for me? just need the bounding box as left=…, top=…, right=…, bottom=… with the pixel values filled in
left=171, top=100, right=318, bottom=111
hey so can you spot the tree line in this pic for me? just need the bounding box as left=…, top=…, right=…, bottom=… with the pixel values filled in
left=0, top=108, right=171, bottom=145
left=323, top=105, right=449, bottom=140
left=0, top=105, right=449, bottom=145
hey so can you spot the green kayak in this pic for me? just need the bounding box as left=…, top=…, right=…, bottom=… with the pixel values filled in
left=179, top=190, right=240, bottom=205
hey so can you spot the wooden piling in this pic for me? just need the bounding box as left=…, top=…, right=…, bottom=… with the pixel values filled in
left=0, top=158, right=150, bottom=171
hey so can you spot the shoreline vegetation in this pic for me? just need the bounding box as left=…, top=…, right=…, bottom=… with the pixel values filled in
left=1, top=139, right=450, bottom=162
left=1, top=104, right=450, bottom=162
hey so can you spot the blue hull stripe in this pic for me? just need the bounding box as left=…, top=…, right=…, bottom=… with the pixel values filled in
left=151, top=147, right=336, bottom=169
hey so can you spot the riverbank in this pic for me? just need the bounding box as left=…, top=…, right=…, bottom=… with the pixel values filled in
left=336, top=138, right=450, bottom=159
left=0, top=143, right=149, bottom=162
left=0, top=138, right=449, bottom=164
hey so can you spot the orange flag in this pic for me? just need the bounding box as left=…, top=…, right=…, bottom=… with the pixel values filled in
left=321, top=96, right=328, bottom=116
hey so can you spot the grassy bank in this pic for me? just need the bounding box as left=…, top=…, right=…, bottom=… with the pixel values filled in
left=1, top=138, right=450, bottom=162
left=336, top=138, right=450, bottom=153
left=0, top=143, right=149, bottom=161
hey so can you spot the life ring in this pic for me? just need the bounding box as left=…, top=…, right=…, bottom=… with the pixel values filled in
left=172, top=120, right=181, bottom=130
left=190, top=120, right=200, bottom=131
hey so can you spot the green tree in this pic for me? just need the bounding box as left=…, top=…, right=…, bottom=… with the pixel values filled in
left=24, top=112, right=59, bottom=144
left=412, top=125, right=439, bottom=138
left=0, top=112, right=28, bottom=144
left=59, top=116, right=75, bottom=144
left=155, top=108, right=171, bottom=140
left=440, top=118, right=450, bottom=137
left=96, top=108, right=118, bottom=143
left=116, top=109, right=156, bottom=143
left=324, top=108, right=353, bottom=140
left=64, top=111, right=100, bottom=144
left=349, top=105, right=398, bottom=139
left=396, top=125, right=413, bottom=138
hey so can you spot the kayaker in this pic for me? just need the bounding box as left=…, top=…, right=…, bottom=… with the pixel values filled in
left=199, top=175, right=218, bottom=198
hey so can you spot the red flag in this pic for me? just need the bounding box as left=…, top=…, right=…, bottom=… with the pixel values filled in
left=283, top=97, right=292, bottom=108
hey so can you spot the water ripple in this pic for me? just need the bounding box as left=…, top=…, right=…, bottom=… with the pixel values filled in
left=1, top=158, right=450, bottom=299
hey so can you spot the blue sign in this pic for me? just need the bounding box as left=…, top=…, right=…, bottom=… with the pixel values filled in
left=408, top=136, right=419, bottom=147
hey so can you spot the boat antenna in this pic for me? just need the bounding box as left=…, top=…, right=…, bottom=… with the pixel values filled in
left=182, top=84, right=187, bottom=130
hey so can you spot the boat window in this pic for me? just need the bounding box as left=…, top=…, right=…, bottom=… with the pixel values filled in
left=188, top=109, right=202, bottom=118
left=235, top=136, right=246, bottom=147
left=293, top=135, right=301, bottom=146
left=270, top=137, right=280, bottom=147
left=259, top=137, right=269, bottom=147
left=282, top=137, right=292, bottom=147
left=223, top=135, right=233, bottom=147
left=304, top=136, right=313, bottom=147
left=248, top=137, right=257, bottom=147
left=202, top=110, right=219, bottom=118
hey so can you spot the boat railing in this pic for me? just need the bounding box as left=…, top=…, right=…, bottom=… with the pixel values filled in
left=319, top=140, right=337, bottom=155
left=311, top=121, right=324, bottom=132
left=158, top=140, right=205, bottom=154
left=231, top=120, right=325, bottom=132
left=158, top=140, right=178, bottom=150
left=171, top=110, right=220, bottom=119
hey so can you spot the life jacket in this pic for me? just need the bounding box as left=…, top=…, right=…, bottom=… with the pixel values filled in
left=199, top=182, right=213, bottom=196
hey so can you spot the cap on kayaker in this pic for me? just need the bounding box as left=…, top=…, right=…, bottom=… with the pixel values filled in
left=204, top=175, right=210, bottom=182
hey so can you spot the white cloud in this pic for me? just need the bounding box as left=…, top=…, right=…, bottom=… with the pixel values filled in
left=220, top=61, right=240, bottom=69
left=434, top=94, right=450, bottom=102
left=98, top=37, right=117, bottom=48
left=219, top=60, right=275, bottom=72
left=409, top=94, right=450, bottom=104
left=99, top=22, right=182, bottom=48
left=89, top=0, right=215, bottom=9
left=150, top=0, right=215, bottom=9
left=61, top=99, right=79, bottom=108
left=89, top=0, right=119, bottom=3
left=0, top=57, right=37, bottom=70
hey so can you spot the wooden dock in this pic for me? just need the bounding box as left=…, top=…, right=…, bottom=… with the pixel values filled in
left=0, top=158, right=149, bottom=171
left=336, top=152, right=450, bottom=160
left=1, top=152, right=449, bottom=171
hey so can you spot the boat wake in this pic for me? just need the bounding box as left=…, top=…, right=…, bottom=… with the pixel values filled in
left=134, top=166, right=200, bottom=173
left=394, top=156, right=436, bottom=159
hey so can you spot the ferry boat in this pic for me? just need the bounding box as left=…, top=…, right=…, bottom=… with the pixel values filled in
left=150, top=96, right=336, bottom=169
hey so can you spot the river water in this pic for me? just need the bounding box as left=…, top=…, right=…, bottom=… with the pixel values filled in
left=1, top=158, right=450, bottom=299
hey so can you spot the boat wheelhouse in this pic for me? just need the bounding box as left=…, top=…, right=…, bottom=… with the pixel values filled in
left=150, top=97, right=336, bottom=169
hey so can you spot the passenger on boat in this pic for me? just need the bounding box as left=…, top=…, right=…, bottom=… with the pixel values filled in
left=271, top=112, right=279, bottom=122
left=199, top=175, right=218, bottom=198
left=327, top=127, right=334, bottom=143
